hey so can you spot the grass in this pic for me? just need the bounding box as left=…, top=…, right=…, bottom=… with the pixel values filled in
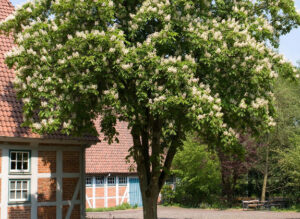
left=269, top=205, right=300, bottom=212
left=86, top=203, right=138, bottom=212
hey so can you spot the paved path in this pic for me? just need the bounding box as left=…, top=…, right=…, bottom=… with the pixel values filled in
left=86, top=206, right=300, bottom=219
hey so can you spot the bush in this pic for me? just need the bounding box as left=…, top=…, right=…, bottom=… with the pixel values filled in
left=171, top=135, right=222, bottom=207
left=161, top=185, right=176, bottom=205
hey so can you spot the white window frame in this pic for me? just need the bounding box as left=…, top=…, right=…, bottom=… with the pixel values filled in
left=95, top=176, right=104, bottom=186
left=9, top=179, right=30, bottom=202
left=118, top=176, right=127, bottom=185
left=86, top=177, right=92, bottom=187
left=9, top=150, right=30, bottom=173
left=107, top=176, right=116, bottom=185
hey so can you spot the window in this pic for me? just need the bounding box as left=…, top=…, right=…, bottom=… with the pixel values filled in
left=118, top=176, right=127, bottom=185
left=9, top=179, right=30, bottom=202
left=86, top=177, right=92, bottom=186
left=95, top=176, right=104, bottom=186
left=107, top=176, right=115, bottom=185
left=10, top=151, right=30, bottom=173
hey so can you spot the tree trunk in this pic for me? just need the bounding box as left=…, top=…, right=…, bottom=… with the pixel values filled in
left=141, top=193, right=158, bottom=219
left=261, top=144, right=269, bottom=201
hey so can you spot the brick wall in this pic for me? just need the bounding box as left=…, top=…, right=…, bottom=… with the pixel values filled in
left=63, top=178, right=79, bottom=200
left=38, top=151, right=56, bottom=173
left=8, top=206, right=31, bottom=219
left=108, top=187, right=116, bottom=196
left=119, top=186, right=127, bottom=196
left=108, top=198, right=116, bottom=207
left=95, top=187, right=104, bottom=197
left=38, top=178, right=56, bottom=202
left=62, top=204, right=80, bottom=219
left=0, top=149, right=2, bottom=173
left=37, top=206, right=56, bottom=219
left=63, top=151, right=80, bottom=173
left=96, top=199, right=105, bottom=208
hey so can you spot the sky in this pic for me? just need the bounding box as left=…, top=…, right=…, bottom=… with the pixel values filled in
left=9, top=0, right=300, bottom=66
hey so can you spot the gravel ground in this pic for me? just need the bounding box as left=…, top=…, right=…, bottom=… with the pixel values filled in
left=86, top=206, right=300, bottom=219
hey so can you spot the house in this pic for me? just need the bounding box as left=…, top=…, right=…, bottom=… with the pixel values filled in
left=85, top=120, right=141, bottom=208
left=0, top=1, right=97, bottom=218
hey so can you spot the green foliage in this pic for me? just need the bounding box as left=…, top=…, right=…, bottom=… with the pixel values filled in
left=161, top=185, right=176, bottom=206
left=86, top=203, right=137, bottom=212
left=171, top=135, right=222, bottom=207
left=277, top=136, right=300, bottom=195
left=1, top=1, right=300, bottom=216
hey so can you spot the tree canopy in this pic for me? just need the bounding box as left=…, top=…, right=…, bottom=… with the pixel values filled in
left=1, top=0, right=300, bottom=218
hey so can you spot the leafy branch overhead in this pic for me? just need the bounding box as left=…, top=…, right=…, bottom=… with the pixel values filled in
left=1, top=0, right=298, bottom=149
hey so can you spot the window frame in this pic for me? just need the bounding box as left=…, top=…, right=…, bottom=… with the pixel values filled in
left=86, top=177, right=92, bottom=187
left=8, top=179, right=31, bottom=203
left=118, top=176, right=127, bottom=185
left=95, top=176, right=104, bottom=187
left=107, top=176, right=116, bottom=186
left=9, top=150, right=31, bottom=174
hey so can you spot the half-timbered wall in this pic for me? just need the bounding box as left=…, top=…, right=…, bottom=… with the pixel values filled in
left=0, top=142, right=86, bottom=219
left=86, top=175, right=130, bottom=208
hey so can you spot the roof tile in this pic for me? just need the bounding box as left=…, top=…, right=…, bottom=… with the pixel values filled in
left=0, top=0, right=97, bottom=142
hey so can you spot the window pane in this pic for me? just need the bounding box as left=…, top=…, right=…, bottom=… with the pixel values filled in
left=10, top=181, right=16, bottom=189
left=11, top=161, right=16, bottom=170
left=17, top=152, right=22, bottom=161
left=108, top=177, right=115, bottom=184
left=23, top=162, right=28, bottom=170
left=23, top=153, right=28, bottom=160
left=86, top=177, right=91, bottom=185
left=17, top=162, right=22, bottom=170
left=23, top=181, right=28, bottom=189
left=16, top=181, right=22, bottom=189
left=119, top=177, right=127, bottom=184
left=11, top=152, right=16, bottom=160
left=23, top=191, right=28, bottom=199
left=16, top=190, right=21, bottom=199
left=10, top=191, right=15, bottom=199
left=96, top=176, right=104, bottom=185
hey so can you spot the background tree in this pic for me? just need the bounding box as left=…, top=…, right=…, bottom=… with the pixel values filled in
left=217, top=134, right=259, bottom=204
left=256, top=75, right=300, bottom=201
left=1, top=0, right=300, bottom=218
left=171, top=134, right=221, bottom=206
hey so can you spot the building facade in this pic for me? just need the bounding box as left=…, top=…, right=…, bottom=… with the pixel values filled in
left=0, top=1, right=97, bottom=218
left=85, top=121, right=142, bottom=208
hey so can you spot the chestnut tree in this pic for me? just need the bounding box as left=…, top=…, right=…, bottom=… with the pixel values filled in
left=1, top=0, right=300, bottom=218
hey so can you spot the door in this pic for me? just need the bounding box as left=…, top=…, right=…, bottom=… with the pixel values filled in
left=129, top=177, right=143, bottom=207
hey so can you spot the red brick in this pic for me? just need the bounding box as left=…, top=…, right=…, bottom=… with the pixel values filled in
left=62, top=204, right=80, bottom=219
left=119, top=186, right=127, bottom=196
left=108, top=198, right=116, bottom=207
left=63, top=178, right=79, bottom=201
left=95, top=187, right=104, bottom=197
left=86, top=187, right=93, bottom=197
left=38, top=178, right=56, bottom=202
left=108, top=187, right=116, bottom=197
left=95, top=199, right=105, bottom=208
left=63, top=151, right=80, bottom=173
left=0, top=149, right=2, bottom=173
left=37, top=206, right=56, bottom=219
left=8, top=206, right=30, bottom=219
left=38, top=151, right=56, bottom=173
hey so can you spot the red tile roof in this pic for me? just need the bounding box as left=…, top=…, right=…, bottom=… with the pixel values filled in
left=86, top=118, right=136, bottom=174
left=0, top=0, right=97, bottom=142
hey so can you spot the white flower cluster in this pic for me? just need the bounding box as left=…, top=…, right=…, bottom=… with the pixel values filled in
left=251, top=97, right=269, bottom=109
